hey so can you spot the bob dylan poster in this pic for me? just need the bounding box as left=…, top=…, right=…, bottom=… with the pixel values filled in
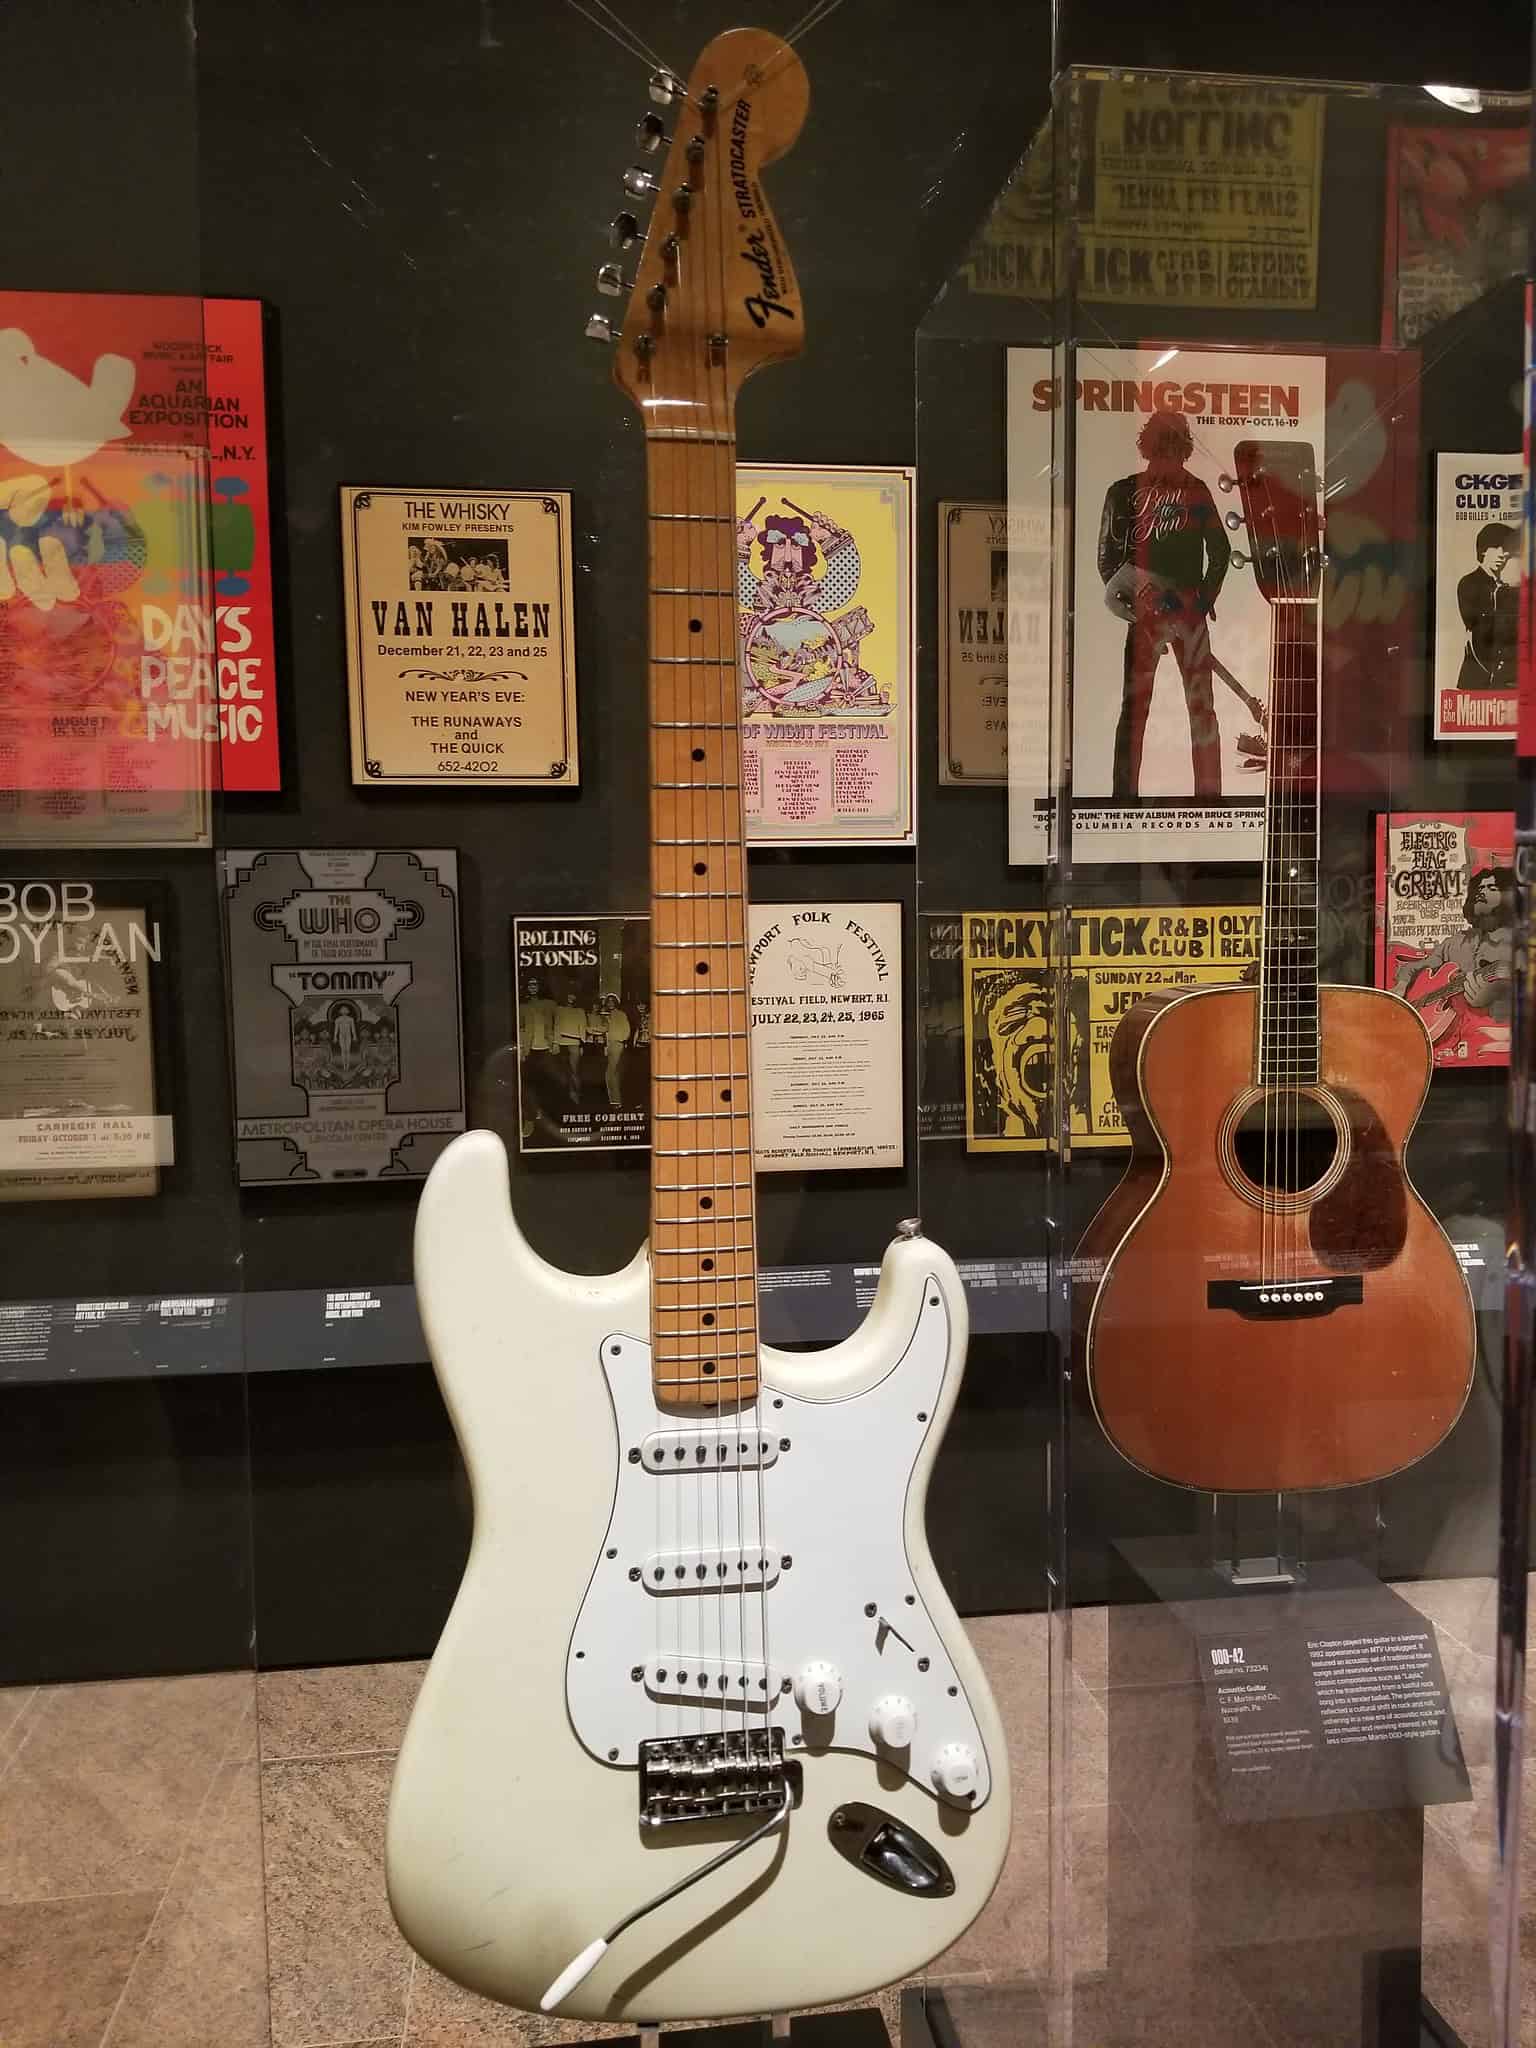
left=964, top=904, right=1259, bottom=1152
left=222, top=848, right=464, bottom=1184
left=341, top=485, right=578, bottom=788
left=735, top=464, right=914, bottom=846
left=0, top=881, right=166, bottom=1200
left=1374, top=811, right=1513, bottom=1069
left=513, top=916, right=650, bottom=1154
left=1050, top=345, right=1325, bottom=863
left=1433, top=453, right=1521, bottom=742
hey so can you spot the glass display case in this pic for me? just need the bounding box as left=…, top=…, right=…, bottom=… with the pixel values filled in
left=1, top=6, right=1531, bottom=2047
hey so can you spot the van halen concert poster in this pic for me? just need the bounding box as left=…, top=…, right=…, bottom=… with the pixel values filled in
left=0, top=293, right=279, bottom=845
left=1373, top=812, right=1514, bottom=1069
left=1433, top=453, right=1522, bottom=741
left=1041, top=346, right=1326, bottom=863
left=735, top=464, right=914, bottom=846
left=222, top=849, right=464, bottom=1184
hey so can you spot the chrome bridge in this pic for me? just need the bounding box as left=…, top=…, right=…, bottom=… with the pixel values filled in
left=1207, top=1276, right=1364, bottom=1320
left=638, top=1728, right=802, bottom=1829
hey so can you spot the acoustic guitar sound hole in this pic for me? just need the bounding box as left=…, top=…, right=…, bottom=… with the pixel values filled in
left=1231, top=1092, right=1339, bottom=1195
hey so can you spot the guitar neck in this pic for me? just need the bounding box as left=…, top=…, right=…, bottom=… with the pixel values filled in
left=646, top=427, right=760, bottom=1409
left=1257, top=597, right=1321, bottom=1085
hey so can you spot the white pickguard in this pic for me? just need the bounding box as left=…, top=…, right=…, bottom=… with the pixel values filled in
left=567, top=1292, right=993, bottom=1808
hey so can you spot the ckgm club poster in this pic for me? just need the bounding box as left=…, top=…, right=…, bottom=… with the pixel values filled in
left=1433, top=453, right=1522, bottom=742
left=1040, top=345, right=1326, bottom=863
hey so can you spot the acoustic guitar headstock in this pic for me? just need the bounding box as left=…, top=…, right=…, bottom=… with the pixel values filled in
left=585, top=27, right=809, bottom=426
left=1233, top=440, right=1323, bottom=604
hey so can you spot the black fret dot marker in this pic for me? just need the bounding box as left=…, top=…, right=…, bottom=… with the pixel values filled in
left=692, top=747, right=705, bottom=761
left=696, top=961, right=709, bottom=975
left=700, top=1195, right=713, bottom=1210
left=701, top=1257, right=714, bottom=1272
left=676, top=1089, right=689, bottom=1103
left=689, top=618, right=703, bottom=633
left=702, top=1360, right=716, bottom=1374
left=693, top=861, right=707, bottom=876
left=702, top=1312, right=715, bottom=1326
left=721, top=1087, right=732, bottom=1102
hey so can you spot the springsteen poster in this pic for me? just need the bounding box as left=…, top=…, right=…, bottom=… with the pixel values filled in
left=736, top=465, right=914, bottom=845
left=1374, top=812, right=1514, bottom=1068
left=1382, top=126, right=1528, bottom=347
left=222, top=848, right=464, bottom=1184
left=513, top=915, right=650, bottom=1153
left=1047, top=346, right=1326, bottom=862
left=0, top=883, right=166, bottom=1199
left=963, top=904, right=1260, bottom=1152
left=1433, top=454, right=1522, bottom=741
left=341, top=486, right=578, bottom=787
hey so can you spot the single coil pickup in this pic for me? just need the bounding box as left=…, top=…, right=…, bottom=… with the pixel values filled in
left=639, top=1727, right=801, bottom=1828
left=644, top=1656, right=784, bottom=1703
left=639, top=1429, right=780, bottom=1471
left=1207, top=1276, right=1364, bottom=1320
left=641, top=1547, right=785, bottom=1592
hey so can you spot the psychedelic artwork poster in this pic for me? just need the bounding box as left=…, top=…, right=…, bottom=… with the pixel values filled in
left=963, top=904, right=1259, bottom=1152
left=1433, top=453, right=1522, bottom=742
left=0, top=293, right=279, bottom=845
left=222, top=849, right=464, bottom=1184
left=1374, top=812, right=1514, bottom=1069
left=1381, top=125, right=1528, bottom=347
left=735, top=464, right=914, bottom=845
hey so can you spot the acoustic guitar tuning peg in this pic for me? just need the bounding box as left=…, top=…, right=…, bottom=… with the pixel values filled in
left=584, top=313, right=614, bottom=344
left=637, top=113, right=669, bottom=153
left=609, top=211, right=640, bottom=250
left=1225, top=511, right=1243, bottom=531
left=622, top=165, right=660, bottom=199
left=1231, top=549, right=1250, bottom=570
left=1217, top=472, right=1236, bottom=493
left=649, top=69, right=683, bottom=107
left=596, top=262, right=631, bottom=297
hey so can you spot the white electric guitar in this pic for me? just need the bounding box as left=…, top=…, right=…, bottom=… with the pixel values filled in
left=386, top=28, right=1009, bottom=2022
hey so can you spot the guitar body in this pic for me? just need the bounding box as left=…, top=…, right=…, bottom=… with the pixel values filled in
left=1082, top=984, right=1476, bottom=1493
left=386, top=1132, right=1010, bottom=2020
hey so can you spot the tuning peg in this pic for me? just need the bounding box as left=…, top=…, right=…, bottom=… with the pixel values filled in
left=584, top=313, right=614, bottom=343
left=622, top=165, right=660, bottom=199
left=609, top=211, right=640, bottom=250
left=1231, top=550, right=1250, bottom=570
left=1217, top=472, right=1236, bottom=494
left=1225, top=511, right=1243, bottom=531
left=649, top=69, right=683, bottom=106
left=636, top=113, right=669, bottom=154
left=596, top=262, right=631, bottom=297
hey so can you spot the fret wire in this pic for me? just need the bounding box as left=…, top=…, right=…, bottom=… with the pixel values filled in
left=654, top=1144, right=752, bottom=1158
left=652, top=719, right=738, bottom=728
left=654, top=1110, right=750, bottom=1121
left=654, top=891, right=737, bottom=900
left=652, top=1257, right=756, bottom=1270
left=651, top=658, right=737, bottom=669
left=646, top=429, right=735, bottom=441
left=651, top=586, right=734, bottom=597
left=653, top=837, right=735, bottom=846
left=649, top=512, right=735, bottom=523
left=654, top=781, right=740, bottom=791
left=654, top=937, right=742, bottom=946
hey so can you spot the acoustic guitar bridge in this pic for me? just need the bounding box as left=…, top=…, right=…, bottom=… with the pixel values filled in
left=1207, top=1277, right=1363, bottom=1320
left=638, top=1728, right=802, bottom=1829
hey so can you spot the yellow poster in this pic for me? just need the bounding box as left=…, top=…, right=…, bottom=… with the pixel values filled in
left=735, top=464, right=914, bottom=845
left=963, top=905, right=1260, bottom=1152
left=964, top=80, right=1323, bottom=313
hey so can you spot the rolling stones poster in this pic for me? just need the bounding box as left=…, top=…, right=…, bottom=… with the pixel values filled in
left=222, top=849, right=464, bottom=1184
left=1050, top=346, right=1326, bottom=863
left=1433, top=453, right=1522, bottom=741
left=513, top=915, right=650, bottom=1154
left=341, top=486, right=578, bottom=788
left=963, top=904, right=1259, bottom=1152
left=1373, top=812, right=1514, bottom=1068
left=918, top=912, right=965, bottom=1141
left=1381, top=125, right=1528, bottom=348
left=0, top=294, right=280, bottom=843
left=0, top=882, right=167, bottom=1200
left=735, top=464, right=914, bottom=846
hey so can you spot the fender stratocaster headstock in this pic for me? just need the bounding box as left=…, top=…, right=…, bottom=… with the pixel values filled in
left=587, top=26, right=808, bottom=425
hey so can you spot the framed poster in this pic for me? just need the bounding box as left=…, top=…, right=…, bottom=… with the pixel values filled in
left=918, top=912, right=965, bottom=1141
left=222, top=848, right=464, bottom=1184
left=1047, top=345, right=1326, bottom=863
left=0, top=880, right=168, bottom=1199
left=513, top=915, right=650, bottom=1153
left=1374, top=812, right=1514, bottom=1068
left=341, top=486, right=578, bottom=788
left=1381, top=125, right=1528, bottom=347
left=735, top=464, right=914, bottom=845
left=1432, top=453, right=1522, bottom=741
left=938, top=503, right=1008, bottom=785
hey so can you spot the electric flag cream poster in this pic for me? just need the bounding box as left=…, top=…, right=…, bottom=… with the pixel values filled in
left=222, top=849, right=464, bottom=1184
left=963, top=904, right=1260, bottom=1152
left=0, top=293, right=280, bottom=841
left=1374, top=812, right=1514, bottom=1068
left=735, top=464, right=914, bottom=845
left=1054, top=346, right=1326, bottom=862
left=1381, top=125, right=1528, bottom=347
left=1433, top=453, right=1522, bottom=741
left=0, top=882, right=165, bottom=1201
left=341, top=486, right=577, bottom=787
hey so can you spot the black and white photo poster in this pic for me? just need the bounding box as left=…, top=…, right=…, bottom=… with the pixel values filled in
left=1047, top=346, right=1326, bottom=862
left=1432, top=452, right=1522, bottom=741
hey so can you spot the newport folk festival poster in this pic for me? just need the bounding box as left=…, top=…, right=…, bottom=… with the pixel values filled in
left=1042, top=346, right=1326, bottom=863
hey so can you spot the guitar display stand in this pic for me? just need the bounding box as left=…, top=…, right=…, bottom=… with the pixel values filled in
left=612, top=2010, right=892, bottom=2048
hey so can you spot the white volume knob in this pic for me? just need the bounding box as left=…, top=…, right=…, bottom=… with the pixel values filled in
left=868, top=1695, right=917, bottom=1749
left=931, top=1742, right=980, bottom=1801
left=793, top=1660, right=843, bottom=1716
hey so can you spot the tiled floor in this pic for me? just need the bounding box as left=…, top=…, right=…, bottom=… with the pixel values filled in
left=0, top=1587, right=1522, bottom=2047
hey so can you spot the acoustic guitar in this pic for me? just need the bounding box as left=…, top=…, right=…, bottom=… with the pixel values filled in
left=385, top=29, right=1008, bottom=2022
left=1080, top=439, right=1475, bottom=1494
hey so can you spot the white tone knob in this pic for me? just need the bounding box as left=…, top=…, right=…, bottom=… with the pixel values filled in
left=931, top=1742, right=980, bottom=1800
left=868, top=1695, right=917, bottom=1749
left=793, top=1661, right=843, bottom=1716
